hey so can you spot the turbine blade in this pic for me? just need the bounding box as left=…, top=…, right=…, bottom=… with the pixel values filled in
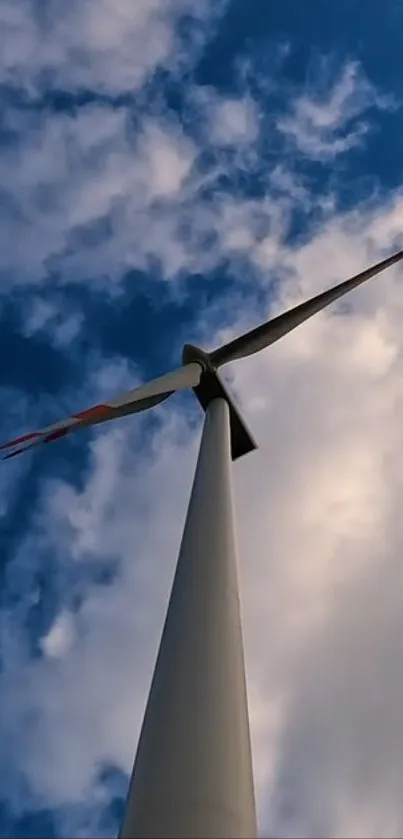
left=209, top=248, right=403, bottom=367
left=1, top=362, right=203, bottom=459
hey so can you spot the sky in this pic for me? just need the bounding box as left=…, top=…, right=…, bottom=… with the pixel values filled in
left=1, top=1, right=403, bottom=837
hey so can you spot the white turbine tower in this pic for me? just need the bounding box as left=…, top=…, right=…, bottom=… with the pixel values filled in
left=2, top=249, right=403, bottom=839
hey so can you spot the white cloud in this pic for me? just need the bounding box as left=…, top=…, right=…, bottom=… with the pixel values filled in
left=41, top=611, right=75, bottom=659
left=2, top=46, right=390, bottom=306
left=277, top=60, right=395, bottom=160
left=137, top=121, right=197, bottom=199
left=0, top=0, right=192, bottom=95
left=208, top=95, right=259, bottom=146
left=0, top=105, right=202, bottom=289
left=21, top=298, right=84, bottom=348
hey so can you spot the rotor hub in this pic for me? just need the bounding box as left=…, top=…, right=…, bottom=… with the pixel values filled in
left=181, top=343, right=214, bottom=372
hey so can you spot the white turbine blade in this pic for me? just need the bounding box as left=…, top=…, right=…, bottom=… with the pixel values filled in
left=1, top=362, right=203, bottom=460
left=106, top=362, right=203, bottom=409
left=209, top=247, right=403, bottom=367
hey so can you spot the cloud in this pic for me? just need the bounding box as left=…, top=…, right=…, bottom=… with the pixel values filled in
left=0, top=0, right=211, bottom=95
left=277, top=60, right=395, bottom=160
left=202, top=90, right=259, bottom=146
left=4, top=37, right=384, bottom=302
left=0, top=104, right=215, bottom=297
left=0, top=95, right=289, bottom=293
left=1, top=33, right=393, bottom=322
left=21, top=297, right=84, bottom=348
left=40, top=610, right=75, bottom=659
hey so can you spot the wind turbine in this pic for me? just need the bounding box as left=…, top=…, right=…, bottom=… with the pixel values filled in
left=2, top=248, right=403, bottom=839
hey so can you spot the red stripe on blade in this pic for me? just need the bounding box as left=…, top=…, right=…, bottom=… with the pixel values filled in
left=74, top=404, right=110, bottom=421
left=0, top=431, right=42, bottom=451
left=44, top=428, right=69, bottom=444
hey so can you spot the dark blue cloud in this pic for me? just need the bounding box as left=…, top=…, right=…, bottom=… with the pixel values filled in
left=0, top=801, right=57, bottom=839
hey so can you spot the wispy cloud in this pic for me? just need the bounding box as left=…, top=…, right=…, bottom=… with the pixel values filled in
left=277, top=60, right=395, bottom=160
left=2, top=42, right=377, bottom=301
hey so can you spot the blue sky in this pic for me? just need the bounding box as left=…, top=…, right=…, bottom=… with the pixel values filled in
left=2, top=1, right=403, bottom=837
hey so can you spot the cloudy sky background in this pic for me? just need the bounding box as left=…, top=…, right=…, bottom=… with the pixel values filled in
left=1, top=1, right=403, bottom=836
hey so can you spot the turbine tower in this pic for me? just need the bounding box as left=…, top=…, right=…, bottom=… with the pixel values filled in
left=2, top=249, right=403, bottom=839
